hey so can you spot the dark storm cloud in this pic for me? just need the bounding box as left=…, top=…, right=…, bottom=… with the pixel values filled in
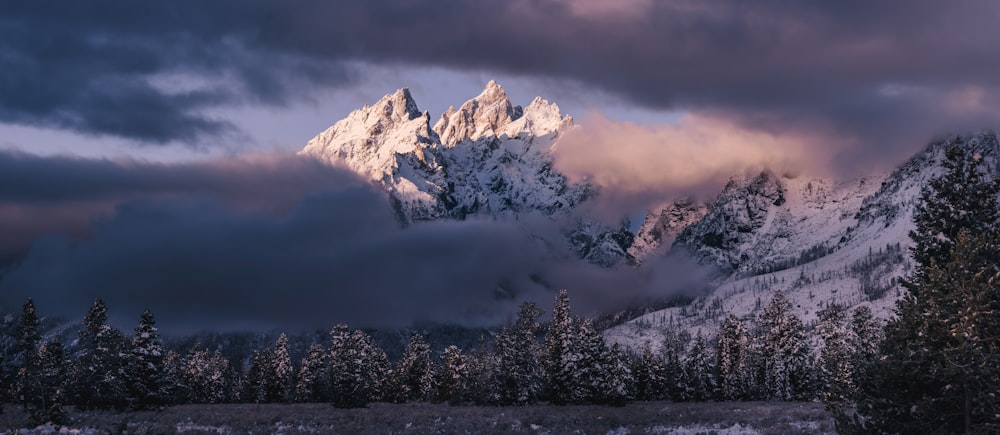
left=7, top=0, right=1000, bottom=155
left=0, top=149, right=361, bottom=262
left=0, top=152, right=710, bottom=333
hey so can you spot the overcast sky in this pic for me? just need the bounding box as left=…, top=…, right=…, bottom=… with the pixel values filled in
left=2, top=0, right=999, bottom=332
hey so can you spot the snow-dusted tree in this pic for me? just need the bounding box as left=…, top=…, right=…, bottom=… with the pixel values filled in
left=863, top=142, right=1000, bottom=433
left=758, top=291, right=813, bottom=401
left=631, top=345, right=667, bottom=401
left=684, top=331, right=716, bottom=401
left=870, top=231, right=1000, bottom=433
left=125, top=310, right=167, bottom=409
left=180, top=346, right=230, bottom=404
left=659, top=329, right=689, bottom=401
left=847, top=306, right=880, bottom=391
left=544, top=289, right=576, bottom=404
left=601, top=343, right=634, bottom=406
left=295, top=343, right=328, bottom=402
left=816, top=304, right=854, bottom=410
left=716, top=315, right=754, bottom=400
left=572, top=318, right=608, bottom=403
left=434, top=345, right=468, bottom=404
left=388, top=333, right=435, bottom=403
left=27, top=339, right=68, bottom=425
left=72, top=299, right=127, bottom=410
left=464, top=336, right=498, bottom=405
left=162, top=350, right=183, bottom=404
left=328, top=324, right=388, bottom=408
left=493, top=301, right=544, bottom=405
left=265, top=333, right=294, bottom=403
left=243, top=348, right=269, bottom=403
left=14, top=299, right=41, bottom=409
left=909, top=142, right=1000, bottom=285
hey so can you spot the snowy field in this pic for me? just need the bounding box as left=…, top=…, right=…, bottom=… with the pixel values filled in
left=0, top=401, right=833, bottom=434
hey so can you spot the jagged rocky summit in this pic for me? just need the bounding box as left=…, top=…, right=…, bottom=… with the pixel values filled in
left=300, top=81, right=632, bottom=265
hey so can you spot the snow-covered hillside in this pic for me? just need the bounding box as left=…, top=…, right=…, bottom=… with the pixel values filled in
left=607, top=132, right=1000, bottom=350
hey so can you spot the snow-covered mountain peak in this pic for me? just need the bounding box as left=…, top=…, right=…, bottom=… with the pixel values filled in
left=434, top=81, right=525, bottom=146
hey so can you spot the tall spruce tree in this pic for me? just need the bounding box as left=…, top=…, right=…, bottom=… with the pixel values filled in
left=73, top=299, right=126, bottom=410
left=757, top=291, right=813, bottom=401
left=125, top=310, right=167, bottom=409
left=388, top=333, right=435, bottom=403
left=434, top=345, right=468, bottom=405
left=544, top=289, right=575, bottom=404
left=493, top=301, right=544, bottom=405
left=717, top=315, right=754, bottom=400
left=684, top=331, right=716, bottom=401
left=864, top=142, right=1000, bottom=433
left=29, top=339, right=68, bottom=425
left=816, top=304, right=854, bottom=412
left=295, top=343, right=328, bottom=403
left=14, top=299, right=41, bottom=409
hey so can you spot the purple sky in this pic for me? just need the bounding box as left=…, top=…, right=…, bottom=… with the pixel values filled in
left=2, top=0, right=999, bottom=331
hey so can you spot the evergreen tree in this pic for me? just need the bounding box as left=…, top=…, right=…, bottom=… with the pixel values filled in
left=295, top=343, right=328, bottom=403
left=816, top=304, right=854, bottom=411
left=180, top=346, right=230, bottom=404
left=72, top=299, right=126, bottom=410
left=27, top=340, right=68, bottom=425
left=758, top=292, right=813, bottom=401
left=14, top=299, right=41, bottom=409
left=909, top=142, right=1000, bottom=286
left=243, top=349, right=269, bottom=403
left=327, top=325, right=388, bottom=408
left=125, top=310, right=167, bottom=409
left=493, top=301, right=544, bottom=405
left=388, top=333, right=435, bottom=403
left=601, top=343, right=634, bottom=406
left=716, top=315, right=754, bottom=400
left=847, top=306, right=880, bottom=393
left=434, top=345, right=468, bottom=404
left=864, top=142, right=1000, bottom=433
left=574, top=318, right=608, bottom=403
left=264, top=333, right=294, bottom=403
left=659, top=329, right=689, bottom=401
left=544, top=289, right=575, bottom=404
left=631, top=345, right=667, bottom=401
left=684, top=331, right=716, bottom=401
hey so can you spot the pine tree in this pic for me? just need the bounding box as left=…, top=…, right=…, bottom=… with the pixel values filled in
left=72, top=299, right=126, bottom=410
left=544, top=289, right=575, bottom=404
left=125, top=310, right=167, bottom=409
left=328, top=325, right=388, bottom=408
left=816, top=304, right=854, bottom=411
left=31, top=340, right=68, bottom=424
left=909, top=142, right=1000, bottom=286
left=435, top=345, right=468, bottom=404
left=758, top=291, right=813, bottom=401
left=14, top=299, right=41, bottom=409
left=388, top=333, right=435, bottom=403
left=716, top=315, right=754, bottom=400
left=264, top=333, right=294, bottom=403
left=864, top=141, right=1000, bottom=433
left=493, top=301, right=544, bottom=405
left=847, top=305, right=880, bottom=391
left=295, top=343, right=328, bottom=403
left=684, top=331, right=716, bottom=401
left=659, top=329, right=689, bottom=401
left=601, top=343, right=634, bottom=406
left=180, top=346, right=230, bottom=404
left=631, top=345, right=667, bottom=401
left=574, top=318, right=608, bottom=403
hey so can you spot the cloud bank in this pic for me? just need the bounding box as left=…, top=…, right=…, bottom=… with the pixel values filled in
left=0, top=151, right=709, bottom=333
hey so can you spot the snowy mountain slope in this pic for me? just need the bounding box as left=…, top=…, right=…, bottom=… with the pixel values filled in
left=300, top=81, right=633, bottom=264
left=628, top=199, right=709, bottom=260
left=606, top=131, right=1000, bottom=350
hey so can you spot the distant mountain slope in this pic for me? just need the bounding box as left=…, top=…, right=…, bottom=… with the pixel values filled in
left=607, top=131, right=1000, bottom=349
